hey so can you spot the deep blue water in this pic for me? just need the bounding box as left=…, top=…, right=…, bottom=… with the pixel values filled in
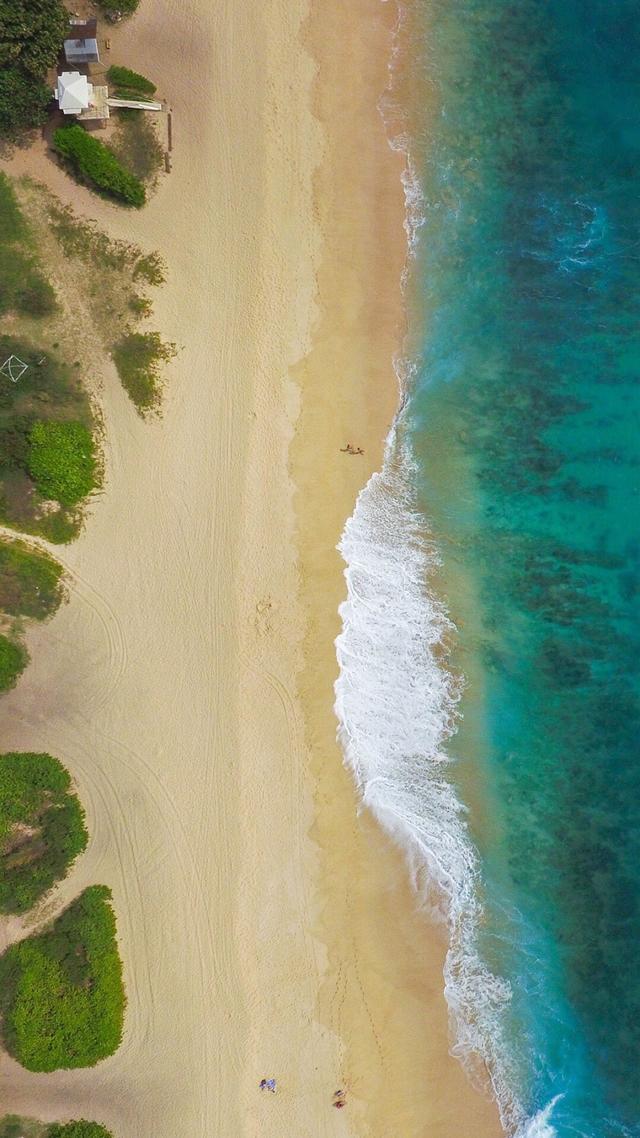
left=404, top=1, right=640, bottom=1134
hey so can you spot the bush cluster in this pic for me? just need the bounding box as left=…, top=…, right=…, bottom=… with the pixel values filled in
left=97, top=0, right=140, bottom=15
left=0, top=752, right=88, bottom=914
left=0, top=635, right=28, bottom=692
left=106, top=65, right=156, bottom=95
left=28, top=421, right=97, bottom=508
left=48, top=1125, right=114, bottom=1138
left=0, top=1120, right=114, bottom=1138
left=113, top=331, right=175, bottom=414
left=0, top=537, right=64, bottom=620
left=53, top=126, right=146, bottom=208
left=0, top=885, right=126, bottom=1071
left=0, top=334, right=97, bottom=543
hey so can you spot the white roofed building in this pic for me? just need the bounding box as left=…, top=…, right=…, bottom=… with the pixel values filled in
left=56, top=71, right=91, bottom=114
left=54, top=72, right=110, bottom=121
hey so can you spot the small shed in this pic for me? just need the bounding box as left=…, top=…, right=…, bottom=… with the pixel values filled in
left=64, top=18, right=100, bottom=64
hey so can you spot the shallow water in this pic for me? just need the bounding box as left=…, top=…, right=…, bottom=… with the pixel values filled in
left=337, top=2, right=640, bottom=1135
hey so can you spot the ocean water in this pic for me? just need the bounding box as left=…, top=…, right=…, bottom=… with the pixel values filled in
left=335, top=2, right=640, bottom=1136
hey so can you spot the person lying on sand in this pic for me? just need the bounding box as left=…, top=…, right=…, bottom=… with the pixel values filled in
left=340, top=444, right=364, bottom=455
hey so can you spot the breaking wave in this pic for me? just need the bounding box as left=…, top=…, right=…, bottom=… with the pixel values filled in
left=334, top=430, right=554, bottom=1138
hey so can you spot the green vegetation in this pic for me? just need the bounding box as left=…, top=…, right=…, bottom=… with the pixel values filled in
left=0, top=635, right=27, bottom=692
left=0, top=537, right=64, bottom=619
left=0, top=174, right=56, bottom=319
left=98, top=0, right=140, bottom=15
left=133, top=252, right=166, bottom=287
left=0, top=752, right=88, bottom=914
left=11, top=181, right=172, bottom=413
left=0, top=885, right=126, bottom=1071
left=28, top=421, right=97, bottom=508
left=47, top=1125, right=114, bottom=1138
left=106, top=65, right=156, bottom=95
left=47, top=200, right=166, bottom=283
left=111, top=111, right=164, bottom=185
left=0, top=71, right=51, bottom=138
left=0, top=1118, right=45, bottom=1138
left=113, top=331, right=176, bottom=415
left=128, top=294, right=152, bottom=317
left=0, top=334, right=97, bottom=543
left=0, top=1121, right=113, bottom=1138
left=53, top=126, right=146, bottom=209
left=0, top=0, right=67, bottom=137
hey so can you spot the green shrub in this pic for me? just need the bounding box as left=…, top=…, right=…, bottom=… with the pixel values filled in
left=28, top=421, right=96, bottom=507
left=48, top=1125, right=114, bottom=1138
left=53, top=126, right=146, bottom=208
left=106, top=65, right=156, bottom=95
left=0, top=537, right=64, bottom=619
left=133, top=251, right=165, bottom=286
left=0, top=635, right=27, bottom=692
left=0, top=752, right=88, bottom=914
left=0, top=885, right=126, bottom=1071
left=97, top=0, right=139, bottom=14
left=0, top=1116, right=113, bottom=1138
left=113, top=331, right=175, bottom=413
left=128, top=294, right=152, bottom=317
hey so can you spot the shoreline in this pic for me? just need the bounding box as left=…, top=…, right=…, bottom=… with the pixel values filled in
left=290, top=1, right=503, bottom=1135
left=0, top=0, right=503, bottom=1136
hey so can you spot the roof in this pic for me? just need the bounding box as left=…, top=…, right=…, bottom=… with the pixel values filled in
left=57, top=71, right=92, bottom=114
left=64, top=18, right=99, bottom=62
left=67, top=17, right=97, bottom=37
left=65, top=37, right=99, bottom=56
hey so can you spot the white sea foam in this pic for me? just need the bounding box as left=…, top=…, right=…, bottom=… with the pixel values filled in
left=515, top=1096, right=563, bottom=1138
left=334, top=429, right=556, bottom=1138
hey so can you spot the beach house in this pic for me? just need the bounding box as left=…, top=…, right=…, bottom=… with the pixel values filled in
left=55, top=72, right=110, bottom=121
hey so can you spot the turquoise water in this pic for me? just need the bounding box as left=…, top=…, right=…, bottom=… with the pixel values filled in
left=403, top=1, right=640, bottom=1134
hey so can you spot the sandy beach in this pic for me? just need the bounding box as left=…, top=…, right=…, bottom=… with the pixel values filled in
left=0, top=0, right=502, bottom=1136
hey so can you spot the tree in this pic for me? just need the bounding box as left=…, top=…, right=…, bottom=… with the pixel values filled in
left=0, top=0, right=68, bottom=78
left=0, top=69, right=51, bottom=136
